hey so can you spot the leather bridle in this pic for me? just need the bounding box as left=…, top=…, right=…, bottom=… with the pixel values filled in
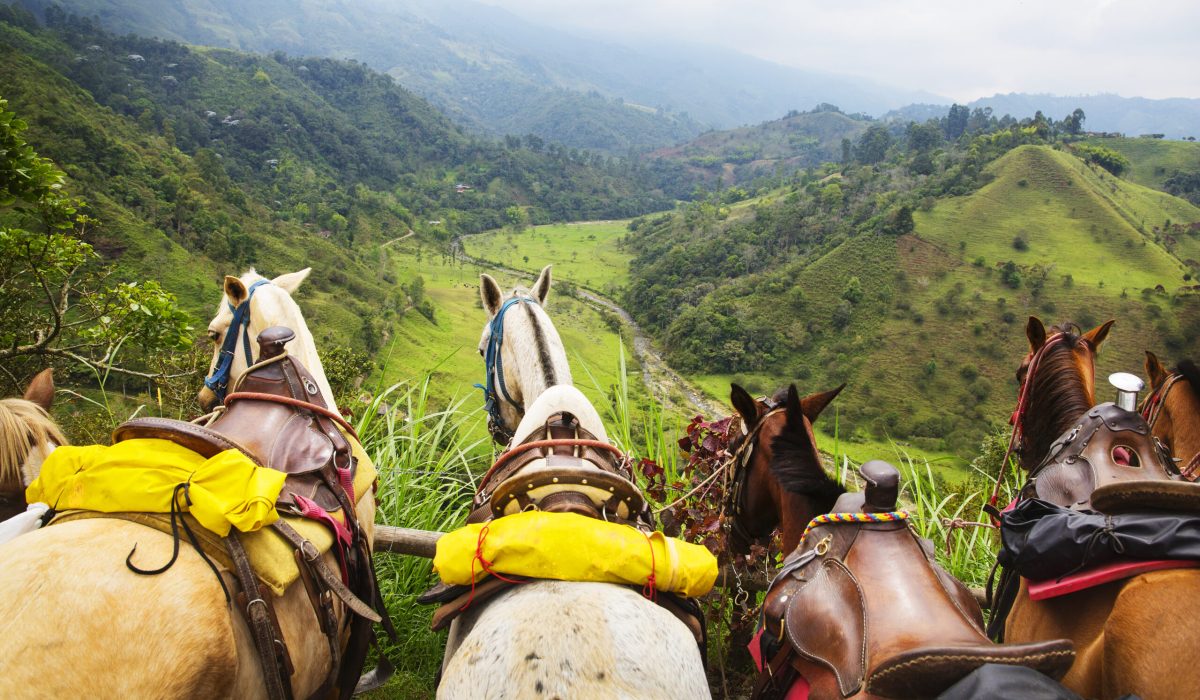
left=1141, top=372, right=1200, bottom=479
left=477, top=296, right=538, bottom=444
left=204, top=279, right=271, bottom=404
left=724, top=398, right=785, bottom=547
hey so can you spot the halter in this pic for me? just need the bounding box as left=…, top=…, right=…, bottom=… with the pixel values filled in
left=203, top=279, right=271, bottom=404
left=476, top=296, right=538, bottom=444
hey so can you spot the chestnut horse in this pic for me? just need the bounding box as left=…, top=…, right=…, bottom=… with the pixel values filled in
left=1003, top=318, right=1200, bottom=699
left=726, top=383, right=846, bottom=556
left=1143, top=352, right=1200, bottom=480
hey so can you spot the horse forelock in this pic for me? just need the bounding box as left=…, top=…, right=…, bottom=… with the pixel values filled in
left=1175, top=359, right=1200, bottom=396
left=0, top=398, right=65, bottom=491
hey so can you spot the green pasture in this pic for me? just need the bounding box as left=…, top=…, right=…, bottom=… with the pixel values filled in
left=1083, top=136, right=1200, bottom=191
left=463, top=220, right=634, bottom=293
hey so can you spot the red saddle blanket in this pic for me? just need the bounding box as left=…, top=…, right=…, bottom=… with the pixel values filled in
left=1028, top=559, right=1200, bottom=600
left=749, top=628, right=811, bottom=700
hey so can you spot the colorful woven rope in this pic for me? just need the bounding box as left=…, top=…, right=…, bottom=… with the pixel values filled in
left=799, top=510, right=911, bottom=543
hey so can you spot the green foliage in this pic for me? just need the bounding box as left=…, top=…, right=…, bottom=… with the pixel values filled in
left=1072, top=143, right=1131, bottom=176
left=841, top=276, right=864, bottom=304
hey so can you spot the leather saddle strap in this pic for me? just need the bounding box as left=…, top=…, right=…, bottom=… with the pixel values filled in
left=750, top=642, right=797, bottom=700
left=293, top=548, right=341, bottom=693
left=225, top=391, right=359, bottom=441
left=226, top=532, right=293, bottom=700
left=272, top=520, right=382, bottom=623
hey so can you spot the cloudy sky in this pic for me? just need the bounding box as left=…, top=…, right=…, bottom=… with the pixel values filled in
left=477, top=0, right=1199, bottom=102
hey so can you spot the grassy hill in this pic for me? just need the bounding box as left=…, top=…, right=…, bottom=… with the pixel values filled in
left=464, top=221, right=632, bottom=294
left=624, top=131, right=1200, bottom=465
left=1081, top=135, right=1200, bottom=192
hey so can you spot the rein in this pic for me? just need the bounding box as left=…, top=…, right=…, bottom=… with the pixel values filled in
left=477, top=296, right=538, bottom=444
left=204, top=279, right=271, bottom=404
left=1140, top=373, right=1182, bottom=429
left=986, top=332, right=1069, bottom=522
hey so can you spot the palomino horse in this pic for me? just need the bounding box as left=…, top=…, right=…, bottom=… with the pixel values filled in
left=1002, top=317, right=1200, bottom=699
left=727, top=384, right=1073, bottom=699
left=437, top=385, right=711, bottom=698
left=0, top=369, right=62, bottom=524
left=477, top=265, right=571, bottom=444
left=1143, top=351, right=1200, bottom=480
left=0, top=268, right=379, bottom=698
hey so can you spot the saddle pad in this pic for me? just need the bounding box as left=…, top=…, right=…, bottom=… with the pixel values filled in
left=48, top=436, right=377, bottom=597
left=433, top=510, right=718, bottom=597
left=1027, top=559, right=1200, bottom=600
left=748, top=628, right=811, bottom=700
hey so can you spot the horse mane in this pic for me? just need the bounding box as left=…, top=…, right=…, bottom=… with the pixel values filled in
left=1175, top=359, right=1200, bottom=396
left=0, top=398, right=66, bottom=490
left=1021, top=324, right=1094, bottom=469
left=766, top=386, right=844, bottom=505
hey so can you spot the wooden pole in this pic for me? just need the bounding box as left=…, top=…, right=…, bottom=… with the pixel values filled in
left=373, top=525, right=442, bottom=559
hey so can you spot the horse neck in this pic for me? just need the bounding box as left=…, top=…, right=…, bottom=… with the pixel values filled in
left=1021, top=349, right=1095, bottom=470
left=778, top=489, right=823, bottom=553
left=1163, top=384, right=1200, bottom=465
left=243, top=290, right=337, bottom=409
left=501, top=302, right=571, bottom=411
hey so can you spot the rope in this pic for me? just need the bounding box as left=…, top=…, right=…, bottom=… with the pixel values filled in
left=940, top=517, right=997, bottom=556
left=459, top=523, right=527, bottom=612
left=642, top=530, right=657, bottom=602
left=652, top=464, right=723, bottom=514
left=799, top=510, right=910, bottom=544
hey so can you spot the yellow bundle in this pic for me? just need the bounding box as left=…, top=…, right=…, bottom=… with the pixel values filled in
left=27, top=438, right=285, bottom=536
left=433, top=510, right=718, bottom=598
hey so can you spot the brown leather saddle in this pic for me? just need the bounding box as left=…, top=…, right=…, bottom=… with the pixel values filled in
left=111, top=326, right=389, bottom=700
left=1023, top=402, right=1200, bottom=514
left=467, top=411, right=649, bottom=526
left=755, top=461, right=1074, bottom=699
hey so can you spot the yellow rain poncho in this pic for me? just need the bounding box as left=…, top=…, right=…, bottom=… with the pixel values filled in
left=434, top=511, right=719, bottom=598
left=26, top=438, right=285, bottom=536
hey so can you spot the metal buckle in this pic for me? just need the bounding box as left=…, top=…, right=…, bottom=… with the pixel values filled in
left=300, top=540, right=321, bottom=562
left=246, top=597, right=269, bottom=617
left=815, top=535, right=832, bottom=556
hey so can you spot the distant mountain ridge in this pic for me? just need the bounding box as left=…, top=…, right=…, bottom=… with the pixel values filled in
left=888, top=93, right=1200, bottom=140
left=17, top=0, right=938, bottom=151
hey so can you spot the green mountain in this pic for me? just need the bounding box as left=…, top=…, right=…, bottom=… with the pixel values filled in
left=0, top=8, right=671, bottom=356
left=647, top=107, right=868, bottom=188
left=625, top=128, right=1200, bottom=459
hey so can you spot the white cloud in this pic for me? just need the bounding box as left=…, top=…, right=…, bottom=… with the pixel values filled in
left=477, top=0, right=1200, bottom=100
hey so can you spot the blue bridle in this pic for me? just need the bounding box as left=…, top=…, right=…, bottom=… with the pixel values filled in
left=477, top=296, right=537, bottom=443
left=204, top=279, right=271, bottom=404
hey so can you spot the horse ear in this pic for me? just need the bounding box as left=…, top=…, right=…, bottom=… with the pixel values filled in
left=1026, top=317, right=1047, bottom=352
left=480, top=273, right=503, bottom=316
left=272, top=268, right=311, bottom=294
left=785, top=385, right=808, bottom=431
left=23, top=368, right=54, bottom=411
left=1082, top=319, right=1114, bottom=352
left=801, top=384, right=845, bottom=422
left=730, top=383, right=760, bottom=426
left=224, top=275, right=249, bottom=307
left=1145, top=350, right=1168, bottom=387
left=532, top=265, right=552, bottom=305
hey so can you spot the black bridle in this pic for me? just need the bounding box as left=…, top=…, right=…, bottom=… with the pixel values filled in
left=724, top=396, right=785, bottom=548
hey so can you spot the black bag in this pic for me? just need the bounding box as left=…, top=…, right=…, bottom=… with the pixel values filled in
left=999, top=498, right=1200, bottom=581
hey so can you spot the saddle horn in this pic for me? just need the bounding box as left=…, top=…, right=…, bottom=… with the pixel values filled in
left=257, top=326, right=296, bottom=361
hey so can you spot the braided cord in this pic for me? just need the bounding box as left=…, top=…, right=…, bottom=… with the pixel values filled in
left=800, top=510, right=911, bottom=543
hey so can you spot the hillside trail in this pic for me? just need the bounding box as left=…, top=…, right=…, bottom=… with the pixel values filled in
left=453, top=233, right=725, bottom=420
left=379, top=229, right=416, bottom=247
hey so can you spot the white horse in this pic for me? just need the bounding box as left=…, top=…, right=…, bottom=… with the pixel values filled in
left=0, top=268, right=375, bottom=698
left=478, top=265, right=572, bottom=443
left=0, top=369, right=63, bottom=529
left=437, top=269, right=710, bottom=698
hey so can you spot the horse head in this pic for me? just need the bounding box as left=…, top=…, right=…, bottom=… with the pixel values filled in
left=0, top=369, right=65, bottom=520
left=1012, top=317, right=1113, bottom=470
left=198, top=268, right=335, bottom=412
left=726, top=382, right=845, bottom=555
left=477, top=265, right=571, bottom=444
left=1144, top=351, right=1200, bottom=478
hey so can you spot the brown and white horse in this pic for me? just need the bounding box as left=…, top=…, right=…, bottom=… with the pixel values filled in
left=1003, top=317, right=1200, bottom=699
left=0, top=268, right=376, bottom=698
left=1143, top=351, right=1200, bottom=480
left=0, top=369, right=63, bottom=524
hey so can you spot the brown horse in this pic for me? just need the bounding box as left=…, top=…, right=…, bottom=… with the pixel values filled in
left=1143, top=352, right=1200, bottom=479
left=1004, top=317, right=1200, bottom=699
left=0, top=369, right=63, bottom=522
left=726, top=383, right=846, bottom=556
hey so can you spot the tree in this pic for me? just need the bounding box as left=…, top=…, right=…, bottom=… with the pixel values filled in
left=944, top=104, right=970, bottom=139
left=1063, top=108, right=1086, bottom=136
left=855, top=125, right=892, bottom=165
left=0, top=99, right=193, bottom=385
